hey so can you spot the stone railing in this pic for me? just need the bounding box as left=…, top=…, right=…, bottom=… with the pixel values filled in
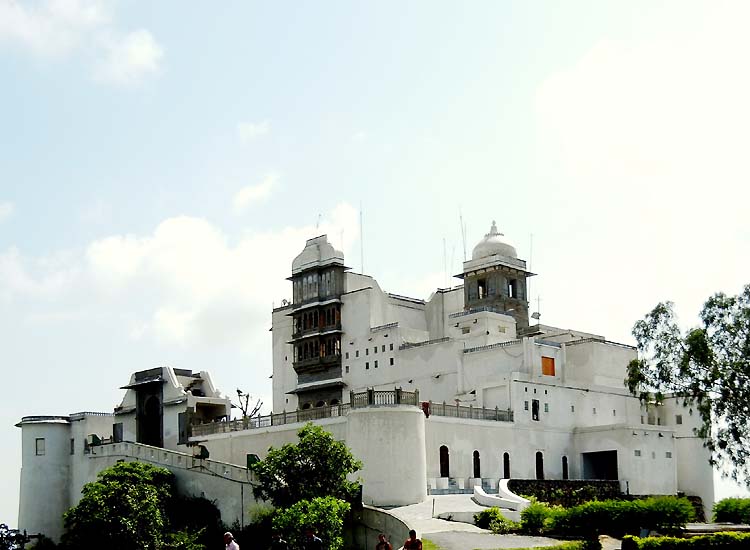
left=426, top=401, right=513, bottom=422
left=463, top=339, right=522, bottom=354
left=91, top=441, right=254, bottom=483
left=191, top=404, right=351, bottom=438
left=399, top=337, right=450, bottom=350
left=349, top=388, right=420, bottom=407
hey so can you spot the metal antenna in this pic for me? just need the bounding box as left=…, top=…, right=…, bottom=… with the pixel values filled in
left=459, top=208, right=467, bottom=261
left=359, top=203, right=364, bottom=273
left=443, top=237, right=447, bottom=288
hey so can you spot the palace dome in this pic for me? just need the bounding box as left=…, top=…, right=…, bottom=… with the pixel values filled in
left=471, top=221, right=517, bottom=260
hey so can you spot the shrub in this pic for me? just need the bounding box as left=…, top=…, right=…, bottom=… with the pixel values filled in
left=713, top=498, right=750, bottom=524
left=473, top=507, right=505, bottom=529
left=622, top=531, right=750, bottom=549
left=520, top=499, right=559, bottom=535
left=548, top=497, right=694, bottom=539
left=272, top=496, right=351, bottom=550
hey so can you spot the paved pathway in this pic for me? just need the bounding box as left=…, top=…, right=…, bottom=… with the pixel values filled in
left=388, top=495, right=574, bottom=550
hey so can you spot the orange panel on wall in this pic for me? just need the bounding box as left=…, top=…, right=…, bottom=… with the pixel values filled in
left=542, top=356, right=556, bottom=376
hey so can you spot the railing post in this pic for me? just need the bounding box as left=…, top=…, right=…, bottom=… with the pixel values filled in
left=395, top=387, right=402, bottom=404
left=469, top=404, right=473, bottom=419
left=495, top=406, right=499, bottom=421
left=415, top=389, right=420, bottom=405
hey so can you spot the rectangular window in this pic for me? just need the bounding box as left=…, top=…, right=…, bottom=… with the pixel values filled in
left=345, top=366, right=350, bottom=373
left=365, top=362, right=369, bottom=370
left=666, top=452, right=673, bottom=459
left=613, top=410, right=617, bottom=416
left=462, top=327, right=470, bottom=334
left=571, top=405, right=575, bottom=412
left=382, top=345, right=385, bottom=352
left=593, top=407, right=597, bottom=414
left=366, top=349, right=369, bottom=356
left=634, top=450, right=642, bottom=457
left=390, top=343, right=394, bottom=351
left=374, top=346, right=377, bottom=354
left=541, top=356, right=556, bottom=376
left=35, top=438, right=45, bottom=456
left=345, top=352, right=349, bottom=359
left=390, top=357, right=394, bottom=366
left=498, top=326, right=506, bottom=333
left=544, top=403, right=549, bottom=413
left=374, top=360, right=378, bottom=368
left=356, top=350, right=359, bottom=358
left=675, top=415, right=683, bottom=425
left=524, top=400, right=529, bottom=411
left=70, top=438, right=75, bottom=455
left=532, top=399, right=540, bottom=421
left=478, top=278, right=487, bottom=300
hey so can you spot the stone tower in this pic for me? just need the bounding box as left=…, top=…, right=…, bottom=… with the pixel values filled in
left=288, top=235, right=347, bottom=408
left=457, top=221, right=534, bottom=328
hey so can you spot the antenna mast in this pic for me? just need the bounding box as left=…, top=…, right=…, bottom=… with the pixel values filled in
left=359, top=203, right=364, bottom=273
left=459, top=208, right=467, bottom=261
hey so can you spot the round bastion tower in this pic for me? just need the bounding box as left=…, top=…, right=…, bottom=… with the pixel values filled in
left=16, top=416, right=72, bottom=543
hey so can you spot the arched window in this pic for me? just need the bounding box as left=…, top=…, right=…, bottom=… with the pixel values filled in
left=503, top=452, right=511, bottom=479
left=562, top=456, right=569, bottom=480
left=473, top=450, right=481, bottom=478
left=535, top=451, right=545, bottom=480
left=301, top=402, right=311, bottom=410
left=439, top=445, right=450, bottom=477
left=315, top=401, right=326, bottom=408
left=330, top=399, right=339, bottom=406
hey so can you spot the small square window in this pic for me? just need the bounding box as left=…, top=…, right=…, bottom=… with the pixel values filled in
left=462, top=327, right=470, bottom=334
left=365, top=362, right=369, bottom=370
left=35, top=438, right=45, bottom=456
left=666, top=451, right=673, bottom=459
left=634, top=450, right=642, bottom=457
left=390, top=357, right=394, bottom=366
left=675, top=415, right=683, bottom=425
left=374, top=360, right=378, bottom=368
left=389, top=343, right=394, bottom=351
left=524, top=401, right=529, bottom=411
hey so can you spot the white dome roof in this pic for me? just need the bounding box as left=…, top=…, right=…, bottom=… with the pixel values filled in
left=471, top=221, right=517, bottom=260
left=292, top=235, right=344, bottom=274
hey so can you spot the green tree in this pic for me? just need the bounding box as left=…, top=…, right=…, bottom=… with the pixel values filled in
left=251, top=423, right=362, bottom=508
left=626, top=285, right=750, bottom=485
left=61, top=461, right=174, bottom=550
left=272, top=497, right=351, bottom=550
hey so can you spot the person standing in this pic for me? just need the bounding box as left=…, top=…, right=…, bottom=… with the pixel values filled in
left=376, top=533, right=392, bottom=550
left=404, top=530, right=422, bottom=550
left=224, top=531, right=240, bottom=550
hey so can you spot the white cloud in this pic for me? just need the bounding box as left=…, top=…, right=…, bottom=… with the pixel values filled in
left=237, top=121, right=270, bottom=143
left=0, top=0, right=162, bottom=85
left=0, top=201, right=13, bottom=222
left=232, top=174, right=278, bottom=213
left=95, top=29, right=163, bottom=85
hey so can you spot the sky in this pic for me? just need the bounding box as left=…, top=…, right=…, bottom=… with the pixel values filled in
left=2, top=0, right=750, bottom=526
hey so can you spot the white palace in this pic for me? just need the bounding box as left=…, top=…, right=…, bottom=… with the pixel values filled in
left=17, top=222, right=714, bottom=542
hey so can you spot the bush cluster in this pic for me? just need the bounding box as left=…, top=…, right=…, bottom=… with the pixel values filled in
left=475, top=496, right=696, bottom=540
left=622, top=531, right=750, bottom=549
left=472, top=507, right=519, bottom=534
left=712, top=498, right=750, bottom=524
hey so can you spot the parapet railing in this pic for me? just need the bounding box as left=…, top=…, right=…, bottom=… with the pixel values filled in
left=426, top=401, right=514, bottom=422
left=90, top=441, right=254, bottom=483
left=400, top=337, right=450, bottom=350
left=463, top=339, right=522, bottom=354
left=370, top=322, right=399, bottom=333
left=448, top=306, right=501, bottom=318
left=191, top=388, right=420, bottom=438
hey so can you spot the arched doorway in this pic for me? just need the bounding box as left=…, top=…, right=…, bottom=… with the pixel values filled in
left=535, top=451, right=545, bottom=480
left=503, top=452, right=511, bottom=479
left=562, top=456, right=569, bottom=480
left=439, top=445, right=450, bottom=477
left=473, top=450, right=481, bottom=478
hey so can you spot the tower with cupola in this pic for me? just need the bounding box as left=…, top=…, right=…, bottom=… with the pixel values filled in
left=457, top=221, right=534, bottom=328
